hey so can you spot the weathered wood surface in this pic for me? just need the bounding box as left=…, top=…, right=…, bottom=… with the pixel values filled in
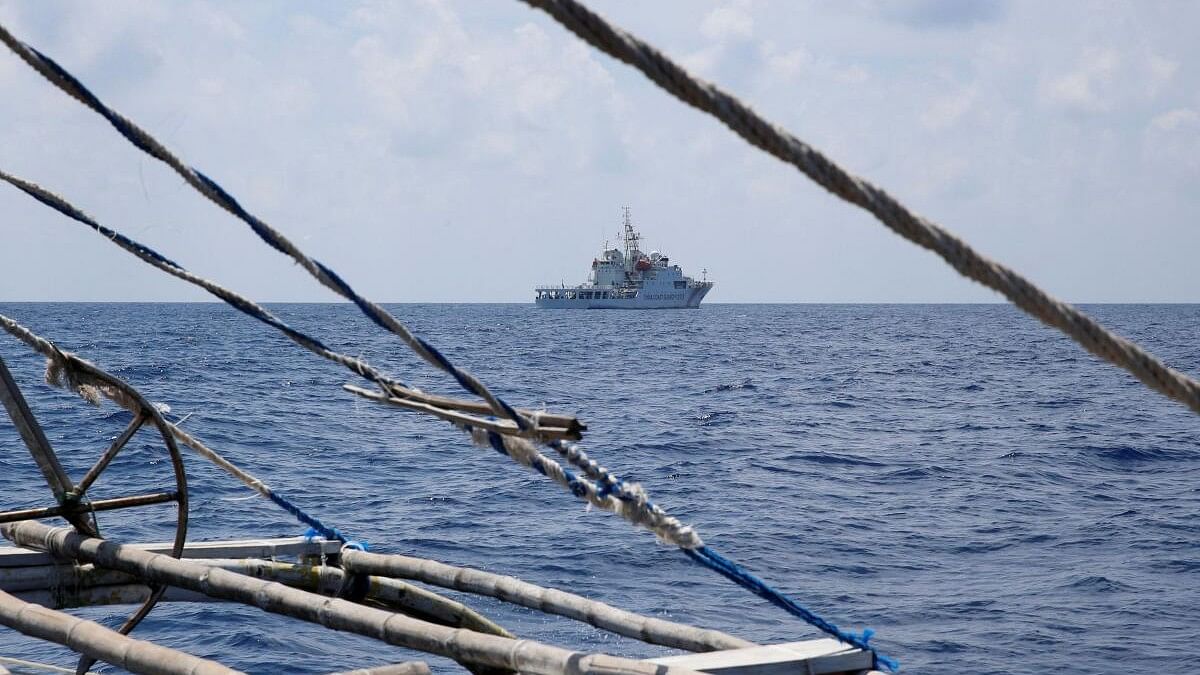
left=13, top=583, right=210, bottom=609
left=0, top=587, right=240, bottom=674
left=326, top=662, right=432, bottom=675
left=0, top=555, right=512, bottom=637
left=344, top=385, right=580, bottom=442
left=0, top=536, right=341, bottom=568
left=340, top=548, right=755, bottom=653
left=2, top=522, right=703, bottom=675
left=1, top=654, right=98, bottom=674
left=371, top=384, right=586, bottom=440
left=0, top=491, right=179, bottom=525
left=196, top=558, right=514, bottom=637
left=646, top=639, right=873, bottom=675
left=0, top=356, right=98, bottom=537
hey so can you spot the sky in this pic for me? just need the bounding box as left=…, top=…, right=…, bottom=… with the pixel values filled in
left=0, top=0, right=1196, bottom=303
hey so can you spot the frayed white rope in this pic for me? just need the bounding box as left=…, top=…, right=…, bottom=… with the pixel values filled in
left=0, top=169, right=701, bottom=549
left=464, top=426, right=701, bottom=548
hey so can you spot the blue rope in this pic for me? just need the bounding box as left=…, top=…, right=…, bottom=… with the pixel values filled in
left=482, top=430, right=587, bottom=496
left=7, top=172, right=894, bottom=673
left=3, top=30, right=894, bottom=667
left=266, top=490, right=366, bottom=550
left=684, top=546, right=897, bottom=671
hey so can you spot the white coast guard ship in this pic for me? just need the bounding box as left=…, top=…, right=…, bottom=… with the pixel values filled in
left=535, top=208, right=713, bottom=309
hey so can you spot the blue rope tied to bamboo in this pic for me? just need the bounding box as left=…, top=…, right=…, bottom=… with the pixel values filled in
left=264, top=490, right=363, bottom=547
left=685, top=546, right=896, bottom=671
left=0, top=25, right=894, bottom=667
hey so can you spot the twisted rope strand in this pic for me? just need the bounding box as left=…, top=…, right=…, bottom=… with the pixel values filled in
left=520, top=0, right=1200, bottom=416
left=166, top=423, right=357, bottom=545
left=0, top=313, right=355, bottom=544
left=0, top=17, right=909, bottom=664
left=0, top=23, right=531, bottom=431
left=0, top=170, right=400, bottom=392
left=469, top=428, right=702, bottom=548
left=0, top=170, right=582, bottom=438
left=684, top=547, right=898, bottom=672
left=0, top=172, right=697, bottom=547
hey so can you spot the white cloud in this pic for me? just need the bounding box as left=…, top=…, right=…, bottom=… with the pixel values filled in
left=760, top=42, right=811, bottom=81
left=921, top=86, right=977, bottom=130
left=834, top=64, right=870, bottom=85
left=700, top=1, right=754, bottom=42
left=1041, top=48, right=1120, bottom=113
left=1143, top=108, right=1200, bottom=174
left=0, top=1, right=1197, bottom=302
left=1150, top=108, right=1199, bottom=132
left=1145, top=54, right=1178, bottom=97
left=875, top=0, right=1007, bottom=29
left=191, top=3, right=246, bottom=42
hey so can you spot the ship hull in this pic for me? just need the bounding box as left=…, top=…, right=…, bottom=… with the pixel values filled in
left=535, top=284, right=711, bottom=309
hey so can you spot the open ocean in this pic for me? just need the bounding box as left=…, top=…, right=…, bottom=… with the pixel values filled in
left=0, top=302, right=1197, bottom=674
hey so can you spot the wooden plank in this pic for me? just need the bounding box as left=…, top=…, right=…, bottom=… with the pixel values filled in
left=0, top=536, right=341, bottom=567
left=645, top=639, right=873, bottom=675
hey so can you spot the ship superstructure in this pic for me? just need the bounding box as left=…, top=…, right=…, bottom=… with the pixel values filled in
left=535, top=208, right=713, bottom=309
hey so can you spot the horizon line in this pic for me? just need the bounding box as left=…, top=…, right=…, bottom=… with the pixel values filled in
left=1, top=300, right=1197, bottom=305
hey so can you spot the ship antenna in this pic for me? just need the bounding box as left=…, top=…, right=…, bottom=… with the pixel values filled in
left=621, top=206, right=640, bottom=269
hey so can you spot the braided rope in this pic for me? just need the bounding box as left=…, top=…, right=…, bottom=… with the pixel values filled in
left=520, top=0, right=1200, bottom=416
left=470, top=428, right=701, bottom=547
left=0, top=313, right=355, bottom=544
left=0, top=171, right=401, bottom=391
left=167, top=423, right=357, bottom=545
left=0, top=23, right=530, bottom=432
left=0, top=314, right=137, bottom=410
left=0, top=17, right=913, bottom=663
left=685, top=546, right=898, bottom=671
left=0, top=171, right=699, bottom=547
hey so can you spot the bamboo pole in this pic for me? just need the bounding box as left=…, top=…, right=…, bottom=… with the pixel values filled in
left=0, top=656, right=95, bottom=675
left=13, top=583, right=211, bottom=609
left=204, top=558, right=514, bottom=637
left=344, top=385, right=579, bottom=442
left=378, top=384, right=586, bottom=439
left=340, top=549, right=755, bottom=653
left=0, top=557, right=511, bottom=636
left=2, top=522, right=702, bottom=675
left=0, top=587, right=240, bottom=674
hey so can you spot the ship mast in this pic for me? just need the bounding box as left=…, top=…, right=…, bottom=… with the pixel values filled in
left=622, top=206, right=640, bottom=273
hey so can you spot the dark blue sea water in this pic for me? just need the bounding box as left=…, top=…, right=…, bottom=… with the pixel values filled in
left=0, top=303, right=1197, bottom=674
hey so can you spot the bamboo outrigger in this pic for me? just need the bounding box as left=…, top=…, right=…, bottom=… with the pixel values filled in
left=0, top=526, right=874, bottom=675
left=0, top=349, right=875, bottom=674
left=6, top=0, right=1194, bottom=672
